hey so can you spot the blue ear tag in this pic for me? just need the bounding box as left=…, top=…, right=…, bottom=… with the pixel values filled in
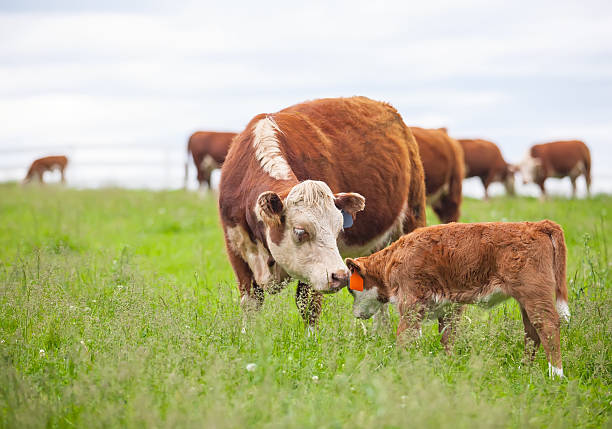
left=342, top=210, right=354, bottom=228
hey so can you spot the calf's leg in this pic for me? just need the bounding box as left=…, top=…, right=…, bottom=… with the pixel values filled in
left=438, top=305, right=464, bottom=353
left=396, top=296, right=424, bottom=346
left=520, top=306, right=541, bottom=362
left=521, top=299, right=563, bottom=377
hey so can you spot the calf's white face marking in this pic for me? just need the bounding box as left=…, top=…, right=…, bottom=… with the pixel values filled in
left=257, top=180, right=365, bottom=293
left=352, top=287, right=382, bottom=319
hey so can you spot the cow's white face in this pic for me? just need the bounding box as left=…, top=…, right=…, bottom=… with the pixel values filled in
left=256, top=180, right=365, bottom=293
left=519, top=154, right=541, bottom=184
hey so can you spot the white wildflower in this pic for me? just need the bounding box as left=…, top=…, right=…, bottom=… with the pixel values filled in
left=246, top=363, right=257, bottom=372
left=92, top=299, right=97, bottom=303
left=312, top=375, right=319, bottom=382
left=117, top=284, right=124, bottom=291
left=39, top=349, right=45, bottom=357
left=69, top=305, right=76, bottom=310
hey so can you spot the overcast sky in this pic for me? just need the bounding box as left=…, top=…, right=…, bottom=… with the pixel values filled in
left=1, top=0, right=611, bottom=190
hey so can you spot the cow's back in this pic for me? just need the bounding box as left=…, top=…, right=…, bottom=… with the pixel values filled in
left=411, top=127, right=461, bottom=195
left=458, top=139, right=506, bottom=178
left=220, top=96, right=425, bottom=251
left=531, top=140, right=590, bottom=175
left=189, top=132, right=236, bottom=164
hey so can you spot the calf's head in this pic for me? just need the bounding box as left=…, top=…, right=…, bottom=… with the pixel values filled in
left=256, top=180, right=365, bottom=293
left=345, top=257, right=384, bottom=319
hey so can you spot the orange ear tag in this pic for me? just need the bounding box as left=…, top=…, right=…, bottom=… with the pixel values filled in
left=349, top=271, right=364, bottom=291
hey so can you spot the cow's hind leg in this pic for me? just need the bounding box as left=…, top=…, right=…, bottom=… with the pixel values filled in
left=570, top=176, right=577, bottom=198
left=296, top=282, right=322, bottom=330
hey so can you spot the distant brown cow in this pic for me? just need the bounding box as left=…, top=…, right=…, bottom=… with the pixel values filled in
left=23, top=155, right=68, bottom=184
left=185, top=131, right=237, bottom=189
left=411, top=127, right=464, bottom=223
left=519, top=140, right=591, bottom=198
left=346, top=220, right=570, bottom=378
left=219, top=96, right=426, bottom=326
left=458, top=139, right=516, bottom=199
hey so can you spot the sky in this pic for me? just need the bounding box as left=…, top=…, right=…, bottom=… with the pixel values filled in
left=1, top=0, right=611, bottom=195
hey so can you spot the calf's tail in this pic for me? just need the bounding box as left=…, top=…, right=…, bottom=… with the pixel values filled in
left=540, top=220, right=570, bottom=322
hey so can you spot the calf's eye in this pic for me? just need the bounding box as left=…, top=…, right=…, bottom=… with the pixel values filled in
left=293, top=227, right=309, bottom=243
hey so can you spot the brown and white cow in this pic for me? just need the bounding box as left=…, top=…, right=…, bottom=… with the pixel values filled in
left=411, top=127, right=464, bottom=223
left=23, top=155, right=68, bottom=185
left=458, top=139, right=516, bottom=199
left=346, top=220, right=569, bottom=378
left=218, top=96, right=427, bottom=326
left=519, top=140, right=591, bottom=198
left=185, top=131, right=237, bottom=189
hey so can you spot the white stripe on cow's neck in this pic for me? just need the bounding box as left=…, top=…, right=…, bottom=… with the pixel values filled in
left=252, top=116, right=292, bottom=180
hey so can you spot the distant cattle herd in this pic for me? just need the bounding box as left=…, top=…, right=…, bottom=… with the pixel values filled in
left=22, top=96, right=593, bottom=378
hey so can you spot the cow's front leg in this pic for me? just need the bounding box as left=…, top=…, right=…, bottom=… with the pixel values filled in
left=295, top=282, right=322, bottom=329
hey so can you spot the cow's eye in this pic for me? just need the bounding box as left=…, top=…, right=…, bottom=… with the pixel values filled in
left=293, top=227, right=309, bottom=243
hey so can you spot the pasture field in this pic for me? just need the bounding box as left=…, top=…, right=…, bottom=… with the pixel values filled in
left=0, top=183, right=610, bottom=428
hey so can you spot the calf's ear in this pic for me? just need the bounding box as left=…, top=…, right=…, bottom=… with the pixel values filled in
left=334, top=193, right=365, bottom=217
left=256, top=191, right=285, bottom=226
left=345, top=258, right=365, bottom=275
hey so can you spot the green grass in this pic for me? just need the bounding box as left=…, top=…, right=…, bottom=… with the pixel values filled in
left=0, top=183, right=610, bottom=428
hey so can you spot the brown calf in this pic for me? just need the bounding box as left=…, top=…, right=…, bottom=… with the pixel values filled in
left=519, top=140, right=591, bottom=198
left=458, top=139, right=516, bottom=199
left=23, top=155, right=68, bottom=184
left=185, top=131, right=237, bottom=189
left=219, top=96, right=426, bottom=327
left=411, top=127, right=464, bottom=222
left=346, top=220, right=569, bottom=378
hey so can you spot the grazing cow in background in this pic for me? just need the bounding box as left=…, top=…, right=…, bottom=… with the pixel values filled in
left=520, top=140, right=591, bottom=198
left=185, top=131, right=237, bottom=189
left=346, top=220, right=569, bottom=378
left=23, top=155, right=68, bottom=185
left=219, top=96, right=426, bottom=327
left=411, top=127, right=464, bottom=223
left=458, top=139, right=516, bottom=199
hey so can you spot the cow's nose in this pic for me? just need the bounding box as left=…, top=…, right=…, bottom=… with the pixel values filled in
left=330, top=269, right=350, bottom=289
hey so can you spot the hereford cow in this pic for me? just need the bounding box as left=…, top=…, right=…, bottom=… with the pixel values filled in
left=185, top=131, right=237, bottom=189
left=519, top=140, right=591, bottom=198
left=458, top=139, right=516, bottom=199
left=346, top=220, right=569, bottom=378
left=23, top=155, right=68, bottom=185
left=218, top=96, right=426, bottom=326
left=411, top=127, right=464, bottom=223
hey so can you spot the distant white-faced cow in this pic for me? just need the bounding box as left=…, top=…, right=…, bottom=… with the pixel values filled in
left=218, top=96, right=427, bottom=326
left=520, top=140, right=591, bottom=198
left=346, top=220, right=569, bottom=378
left=458, top=139, right=516, bottom=199
left=411, top=127, right=464, bottom=223
left=185, top=131, right=237, bottom=189
left=23, top=155, right=68, bottom=185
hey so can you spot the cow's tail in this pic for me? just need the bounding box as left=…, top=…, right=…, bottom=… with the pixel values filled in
left=184, top=136, right=192, bottom=189
left=583, top=143, right=592, bottom=194
left=540, top=220, right=570, bottom=322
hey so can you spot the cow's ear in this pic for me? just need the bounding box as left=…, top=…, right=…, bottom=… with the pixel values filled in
left=256, top=191, right=285, bottom=226
left=334, top=192, right=365, bottom=217
left=345, top=258, right=365, bottom=275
